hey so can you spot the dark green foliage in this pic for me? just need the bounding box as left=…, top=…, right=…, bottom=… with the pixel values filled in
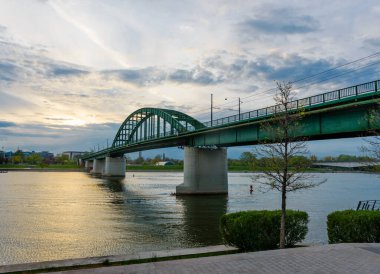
left=220, top=210, right=308, bottom=251
left=327, top=210, right=380, bottom=243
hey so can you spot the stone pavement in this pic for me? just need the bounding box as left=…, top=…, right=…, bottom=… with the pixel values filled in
left=1, top=243, right=379, bottom=273
left=52, top=243, right=380, bottom=274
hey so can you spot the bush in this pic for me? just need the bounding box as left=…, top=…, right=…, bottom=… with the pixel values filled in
left=327, top=210, right=380, bottom=243
left=220, top=210, right=308, bottom=251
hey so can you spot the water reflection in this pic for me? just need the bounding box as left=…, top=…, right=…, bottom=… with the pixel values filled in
left=96, top=177, right=227, bottom=247
left=2, top=172, right=379, bottom=265
left=176, top=195, right=227, bottom=246
left=100, top=178, right=125, bottom=193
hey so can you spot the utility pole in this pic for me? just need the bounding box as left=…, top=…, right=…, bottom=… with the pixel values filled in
left=211, top=93, right=213, bottom=126
left=225, top=97, right=242, bottom=120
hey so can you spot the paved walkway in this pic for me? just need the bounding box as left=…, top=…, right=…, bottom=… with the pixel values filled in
left=51, top=243, right=380, bottom=274
left=1, top=243, right=379, bottom=273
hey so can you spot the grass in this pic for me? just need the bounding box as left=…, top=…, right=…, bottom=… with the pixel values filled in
left=126, top=164, right=183, bottom=171
left=11, top=250, right=239, bottom=273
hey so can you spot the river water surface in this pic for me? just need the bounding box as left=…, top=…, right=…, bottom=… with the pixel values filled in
left=0, top=171, right=379, bottom=265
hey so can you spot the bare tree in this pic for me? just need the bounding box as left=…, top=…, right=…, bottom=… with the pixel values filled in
left=362, top=137, right=380, bottom=156
left=360, top=108, right=380, bottom=170
left=254, top=81, right=325, bottom=249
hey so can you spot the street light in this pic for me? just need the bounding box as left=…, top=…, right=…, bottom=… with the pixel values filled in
left=225, top=97, right=242, bottom=120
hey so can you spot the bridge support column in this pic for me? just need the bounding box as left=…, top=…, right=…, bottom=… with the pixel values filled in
left=176, top=147, right=228, bottom=195
left=103, top=156, right=126, bottom=177
left=84, top=160, right=93, bottom=172
left=91, top=159, right=105, bottom=175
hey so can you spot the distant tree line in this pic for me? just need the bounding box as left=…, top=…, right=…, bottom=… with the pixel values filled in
left=126, top=154, right=183, bottom=166
left=227, top=152, right=377, bottom=170
left=317, top=154, right=376, bottom=162
left=0, top=150, right=75, bottom=166
left=122, top=151, right=378, bottom=168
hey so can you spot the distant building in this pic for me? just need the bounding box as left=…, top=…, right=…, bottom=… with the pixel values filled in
left=62, top=151, right=86, bottom=161
left=38, top=151, right=54, bottom=160
left=155, top=161, right=174, bottom=166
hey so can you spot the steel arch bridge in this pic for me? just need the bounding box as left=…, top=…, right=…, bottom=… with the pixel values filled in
left=112, top=108, right=206, bottom=148
left=82, top=79, right=380, bottom=161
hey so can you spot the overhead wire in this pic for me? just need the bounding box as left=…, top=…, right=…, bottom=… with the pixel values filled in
left=190, top=51, right=380, bottom=120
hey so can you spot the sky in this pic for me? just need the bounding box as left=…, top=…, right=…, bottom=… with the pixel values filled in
left=0, top=0, right=379, bottom=159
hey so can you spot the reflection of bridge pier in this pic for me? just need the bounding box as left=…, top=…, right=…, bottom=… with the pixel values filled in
left=176, top=147, right=228, bottom=195
left=176, top=195, right=228, bottom=245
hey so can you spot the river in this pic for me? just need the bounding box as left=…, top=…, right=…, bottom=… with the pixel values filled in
left=0, top=171, right=379, bottom=265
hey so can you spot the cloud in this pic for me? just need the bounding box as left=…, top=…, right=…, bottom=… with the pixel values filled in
left=0, top=90, right=37, bottom=111
left=103, top=67, right=166, bottom=86
left=48, top=65, right=88, bottom=77
left=246, top=54, right=334, bottom=81
left=363, top=37, right=380, bottom=48
left=198, top=52, right=337, bottom=85
left=0, top=62, right=19, bottom=83
left=0, top=128, right=60, bottom=138
left=62, top=92, right=90, bottom=98
left=0, top=121, right=16, bottom=127
left=168, top=67, right=220, bottom=85
left=0, top=25, right=6, bottom=33
left=102, top=66, right=221, bottom=86
left=240, top=9, right=320, bottom=35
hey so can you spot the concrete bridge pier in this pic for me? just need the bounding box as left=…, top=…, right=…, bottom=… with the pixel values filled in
left=84, top=160, right=93, bottom=172
left=103, top=156, right=126, bottom=177
left=91, top=159, right=105, bottom=175
left=176, top=147, right=228, bottom=195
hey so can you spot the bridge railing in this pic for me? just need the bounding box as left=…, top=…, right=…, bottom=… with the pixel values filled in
left=203, top=79, right=379, bottom=128
left=357, top=200, right=380, bottom=211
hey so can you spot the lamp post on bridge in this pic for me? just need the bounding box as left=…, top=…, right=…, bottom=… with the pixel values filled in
left=225, top=97, right=242, bottom=120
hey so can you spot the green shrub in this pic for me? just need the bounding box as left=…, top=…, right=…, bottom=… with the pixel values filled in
left=327, top=210, right=380, bottom=243
left=220, top=210, right=308, bottom=251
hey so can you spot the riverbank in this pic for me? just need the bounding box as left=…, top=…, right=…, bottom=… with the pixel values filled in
left=0, top=245, right=237, bottom=273
left=1, top=166, right=377, bottom=174
left=1, top=243, right=379, bottom=273
left=0, top=168, right=83, bottom=172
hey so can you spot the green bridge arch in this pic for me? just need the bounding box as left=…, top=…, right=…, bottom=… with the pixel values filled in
left=112, top=107, right=206, bottom=148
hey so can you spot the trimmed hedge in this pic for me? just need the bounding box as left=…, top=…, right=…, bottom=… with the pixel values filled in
left=327, top=210, right=380, bottom=243
left=220, top=210, right=308, bottom=251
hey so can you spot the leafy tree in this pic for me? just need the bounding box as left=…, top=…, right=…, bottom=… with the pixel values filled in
left=323, top=156, right=334, bottom=162
left=152, top=154, right=162, bottom=164
left=26, top=153, right=42, bottom=165
left=134, top=156, right=144, bottom=165
left=12, top=150, right=24, bottom=164
left=55, top=154, right=69, bottom=165
left=0, top=151, right=4, bottom=164
left=253, top=81, right=325, bottom=249
left=12, top=155, right=22, bottom=164
left=240, top=152, right=256, bottom=166
left=310, top=155, right=318, bottom=162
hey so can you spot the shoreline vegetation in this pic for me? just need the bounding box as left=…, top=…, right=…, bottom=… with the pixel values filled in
left=0, top=164, right=378, bottom=173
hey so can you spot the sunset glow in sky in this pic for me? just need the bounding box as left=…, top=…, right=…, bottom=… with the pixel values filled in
left=0, top=0, right=379, bottom=157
